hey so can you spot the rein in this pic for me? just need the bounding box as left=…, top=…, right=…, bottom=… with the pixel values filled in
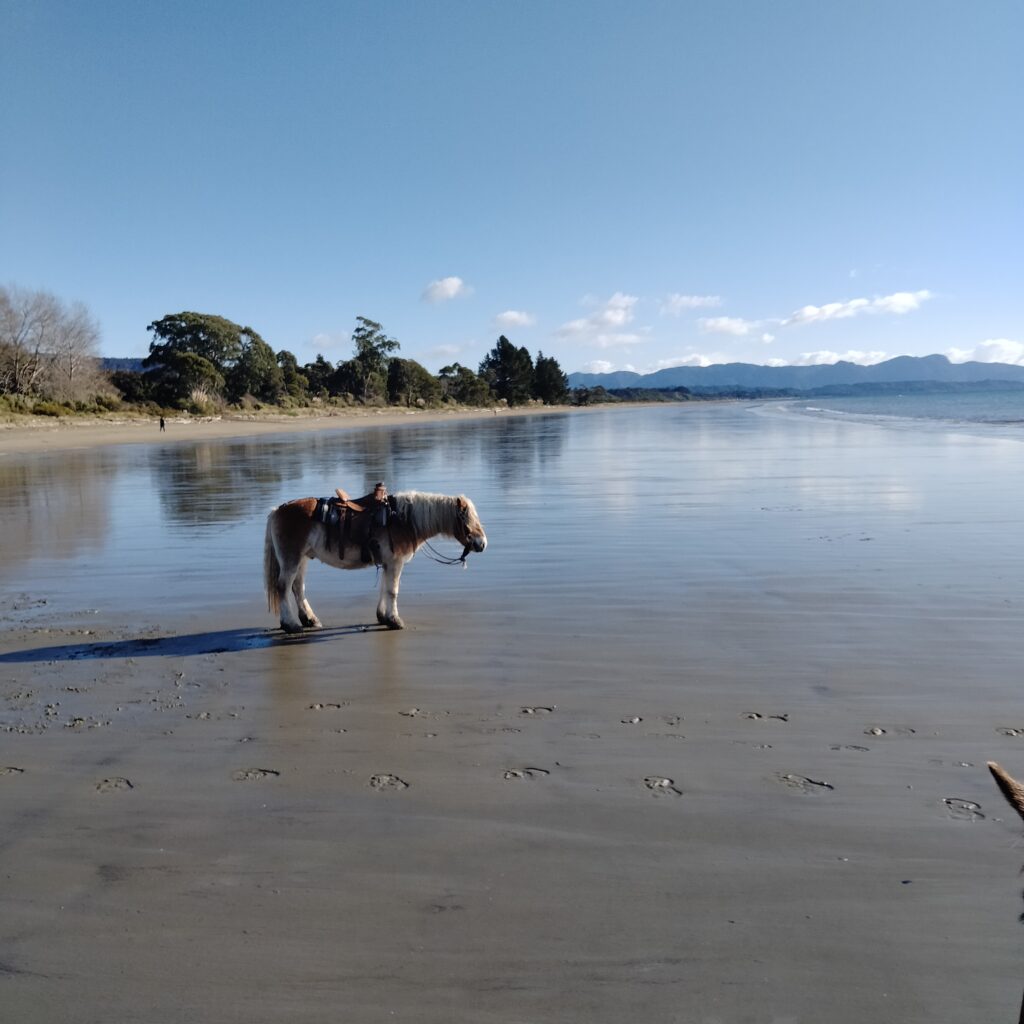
left=418, top=539, right=472, bottom=567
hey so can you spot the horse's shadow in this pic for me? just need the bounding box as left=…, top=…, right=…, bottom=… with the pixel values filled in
left=0, top=624, right=387, bottom=664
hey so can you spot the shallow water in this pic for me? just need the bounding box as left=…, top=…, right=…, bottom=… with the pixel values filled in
left=3, top=403, right=1024, bottom=639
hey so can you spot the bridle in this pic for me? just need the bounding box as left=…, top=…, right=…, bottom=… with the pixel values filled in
left=418, top=501, right=477, bottom=567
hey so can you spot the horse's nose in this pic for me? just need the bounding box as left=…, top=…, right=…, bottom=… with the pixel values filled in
left=474, top=536, right=487, bottom=553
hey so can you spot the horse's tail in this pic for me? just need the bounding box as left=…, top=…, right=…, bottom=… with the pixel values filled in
left=264, top=509, right=282, bottom=615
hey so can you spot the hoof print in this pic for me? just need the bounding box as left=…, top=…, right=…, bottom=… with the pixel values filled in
left=778, top=773, right=834, bottom=793
left=369, top=773, right=409, bottom=791
left=1, top=766, right=25, bottom=775
left=643, top=776, right=682, bottom=798
left=943, top=797, right=983, bottom=821
left=232, top=768, right=280, bottom=781
left=996, top=727, right=1024, bottom=737
left=95, top=777, right=133, bottom=793
left=309, top=703, right=344, bottom=711
left=398, top=708, right=421, bottom=717
left=503, top=767, right=550, bottom=780
left=520, top=706, right=554, bottom=716
left=621, top=716, right=642, bottom=725
left=830, top=744, right=870, bottom=752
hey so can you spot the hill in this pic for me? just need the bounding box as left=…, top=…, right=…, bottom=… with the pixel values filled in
left=568, top=354, right=1024, bottom=391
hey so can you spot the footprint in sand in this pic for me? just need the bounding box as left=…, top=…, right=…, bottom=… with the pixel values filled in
left=943, top=798, right=984, bottom=821
left=231, top=769, right=280, bottom=781
left=996, top=727, right=1024, bottom=737
left=95, top=777, right=133, bottom=793
left=399, top=708, right=422, bottom=717
left=662, top=715, right=684, bottom=727
left=745, top=712, right=790, bottom=722
left=369, top=773, right=409, bottom=791
left=864, top=725, right=916, bottom=737
left=1, top=766, right=25, bottom=775
left=308, top=703, right=345, bottom=711
left=520, top=706, right=555, bottom=716
left=830, top=744, right=870, bottom=752
left=621, top=716, right=642, bottom=725
left=503, top=767, right=550, bottom=781
left=777, top=773, right=834, bottom=793
left=643, top=776, right=682, bottom=798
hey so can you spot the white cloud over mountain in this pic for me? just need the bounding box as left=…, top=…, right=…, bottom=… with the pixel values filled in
left=698, top=316, right=760, bottom=336
left=783, top=290, right=931, bottom=326
left=947, top=339, right=1024, bottom=365
left=558, top=293, right=646, bottom=349
left=422, top=276, right=470, bottom=303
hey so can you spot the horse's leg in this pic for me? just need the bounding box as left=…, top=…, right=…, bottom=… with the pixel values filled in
left=276, top=549, right=305, bottom=634
left=292, top=559, right=322, bottom=629
left=376, top=554, right=406, bottom=630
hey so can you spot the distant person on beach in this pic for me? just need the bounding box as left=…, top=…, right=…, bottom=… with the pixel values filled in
left=159, top=416, right=165, bottom=432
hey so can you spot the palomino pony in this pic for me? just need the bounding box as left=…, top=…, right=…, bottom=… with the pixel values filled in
left=264, top=486, right=487, bottom=632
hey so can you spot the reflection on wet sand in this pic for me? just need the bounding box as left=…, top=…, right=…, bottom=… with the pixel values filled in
left=0, top=453, right=115, bottom=569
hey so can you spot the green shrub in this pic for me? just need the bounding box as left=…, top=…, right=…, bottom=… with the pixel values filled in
left=32, top=401, right=68, bottom=417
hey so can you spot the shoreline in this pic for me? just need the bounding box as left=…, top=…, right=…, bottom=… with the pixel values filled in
left=0, top=402, right=593, bottom=455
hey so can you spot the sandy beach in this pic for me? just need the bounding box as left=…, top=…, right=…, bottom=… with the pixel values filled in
left=2, top=403, right=1023, bottom=1023
left=0, top=403, right=582, bottom=456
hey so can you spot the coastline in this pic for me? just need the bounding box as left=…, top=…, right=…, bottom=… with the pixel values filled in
left=0, top=402, right=587, bottom=455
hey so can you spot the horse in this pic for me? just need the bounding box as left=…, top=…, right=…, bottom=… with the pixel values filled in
left=263, top=486, right=487, bottom=632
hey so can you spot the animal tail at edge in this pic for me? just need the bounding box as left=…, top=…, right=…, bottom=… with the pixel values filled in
left=264, top=510, right=281, bottom=615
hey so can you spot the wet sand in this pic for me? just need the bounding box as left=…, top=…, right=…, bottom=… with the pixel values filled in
left=2, top=405, right=1024, bottom=1022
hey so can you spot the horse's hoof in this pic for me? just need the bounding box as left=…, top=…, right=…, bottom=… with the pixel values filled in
left=280, top=621, right=304, bottom=634
left=376, top=610, right=387, bottom=625
left=384, top=617, right=404, bottom=631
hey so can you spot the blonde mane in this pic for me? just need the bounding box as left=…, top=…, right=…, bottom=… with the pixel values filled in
left=393, top=490, right=478, bottom=542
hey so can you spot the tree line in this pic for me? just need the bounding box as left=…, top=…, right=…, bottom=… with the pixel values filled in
left=0, top=287, right=570, bottom=416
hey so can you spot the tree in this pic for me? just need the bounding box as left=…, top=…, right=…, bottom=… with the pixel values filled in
left=350, top=317, right=399, bottom=401
left=438, top=362, right=491, bottom=406
left=532, top=351, right=568, bottom=405
left=45, top=301, right=102, bottom=402
left=479, top=336, right=534, bottom=405
left=387, top=357, right=440, bottom=406
left=145, top=312, right=247, bottom=370
left=0, top=286, right=59, bottom=395
left=144, top=312, right=268, bottom=406
left=277, top=350, right=309, bottom=402
left=225, top=334, right=283, bottom=403
left=302, top=355, right=334, bottom=397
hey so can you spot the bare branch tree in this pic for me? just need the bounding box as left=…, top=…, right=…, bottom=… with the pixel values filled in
left=45, top=300, right=101, bottom=402
left=0, top=286, right=102, bottom=402
left=0, top=285, right=60, bottom=395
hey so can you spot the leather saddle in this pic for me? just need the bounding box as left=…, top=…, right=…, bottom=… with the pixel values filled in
left=316, top=482, right=391, bottom=563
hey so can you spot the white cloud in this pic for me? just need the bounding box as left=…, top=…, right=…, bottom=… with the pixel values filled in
left=791, top=350, right=890, bottom=366
left=698, top=316, right=759, bottom=336
left=947, top=339, right=1024, bottom=365
left=581, top=359, right=616, bottom=374
left=660, top=293, right=722, bottom=316
left=558, top=293, right=647, bottom=349
left=653, top=353, right=726, bottom=369
left=494, top=309, right=536, bottom=329
left=783, top=289, right=931, bottom=326
left=761, top=333, right=775, bottom=344
left=422, top=276, right=470, bottom=303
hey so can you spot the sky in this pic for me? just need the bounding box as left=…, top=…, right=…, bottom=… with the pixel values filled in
left=1, top=0, right=1021, bottom=376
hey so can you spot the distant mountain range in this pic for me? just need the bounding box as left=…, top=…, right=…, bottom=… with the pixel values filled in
left=101, top=357, right=146, bottom=373
left=567, top=354, right=1024, bottom=391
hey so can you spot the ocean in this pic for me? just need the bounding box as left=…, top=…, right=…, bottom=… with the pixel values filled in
left=781, top=387, right=1024, bottom=434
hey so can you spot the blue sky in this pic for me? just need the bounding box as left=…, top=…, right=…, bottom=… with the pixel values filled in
left=2, top=0, right=1021, bottom=375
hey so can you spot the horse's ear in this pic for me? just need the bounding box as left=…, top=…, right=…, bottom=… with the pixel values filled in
left=456, top=496, right=468, bottom=510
